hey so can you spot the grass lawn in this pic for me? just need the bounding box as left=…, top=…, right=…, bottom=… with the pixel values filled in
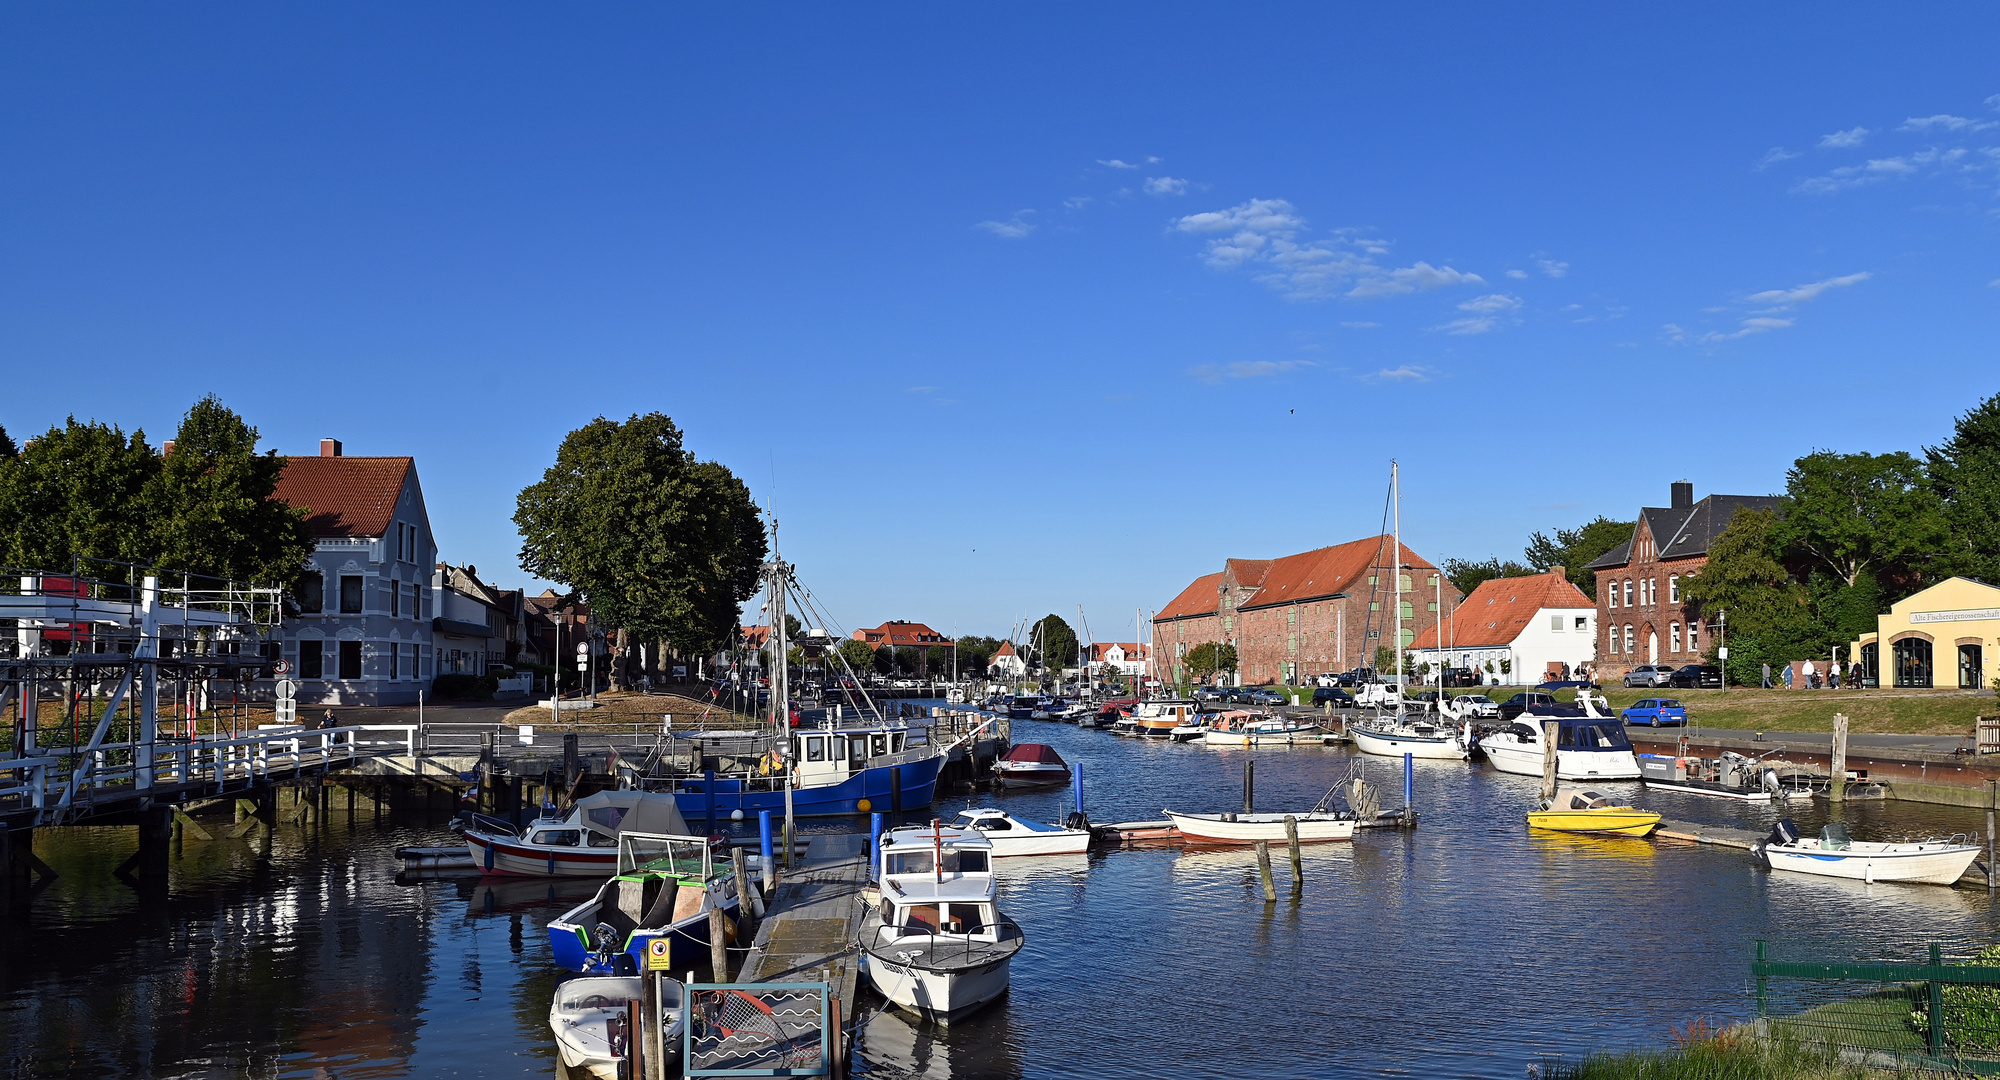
left=1582, top=686, right=1995, bottom=738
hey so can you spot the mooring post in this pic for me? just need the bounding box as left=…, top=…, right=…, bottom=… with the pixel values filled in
left=890, top=766, right=903, bottom=814
left=1540, top=721, right=1559, bottom=801
left=1254, top=838, right=1276, bottom=903
left=733, top=852, right=759, bottom=924
left=1284, top=815, right=1302, bottom=882
left=1071, top=762, right=1084, bottom=823
left=479, top=732, right=494, bottom=814
left=1830, top=713, right=1849, bottom=803
left=708, top=902, right=729, bottom=983
left=760, top=810, right=777, bottom=891
left=1243, top=760, right=1254, bottom=814
left=626, top=996, right=644, bottom=1080
left=1403, top=753, right=1415, bottom=829
left=641, top=972, right=662, bottom=1080
left=868, top=812, right=884, bottom=879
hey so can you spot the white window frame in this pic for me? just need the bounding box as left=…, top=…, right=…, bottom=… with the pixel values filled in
left=1670, top=622, right=1682, bottom=653
left=1669, top=575, right=1679, bottom=603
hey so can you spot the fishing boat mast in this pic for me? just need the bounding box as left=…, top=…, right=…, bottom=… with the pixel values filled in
left=764, top=550, right=792, bottom=739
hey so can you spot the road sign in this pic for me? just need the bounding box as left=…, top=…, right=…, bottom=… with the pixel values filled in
left=1718, top=647, right=1730, bottom=659
left=577, top=661, right=588, bottom=671
left=272, top=659, right=291, bottom=675
left=275, top=678, right=299, bottom=702
left=577, top=642, right=589, bottom=656
left=646, top=937, right=672, bottom=971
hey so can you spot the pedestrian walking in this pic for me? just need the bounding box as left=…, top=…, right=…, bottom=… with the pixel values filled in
left=1761, top=662, right=1771, bottom=689
left=1783, top=663, right=1795, bottom=689
left=1802, top=659, right=1817, bottom=689
left=1829, top=665, right=1840, bottom=689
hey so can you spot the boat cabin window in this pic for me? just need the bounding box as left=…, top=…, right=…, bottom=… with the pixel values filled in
left=970, top=816, right=1011, bottom=831
left=872, top=734, right=887, bottom=757
left=804, top=736, right=827, bottom=762
left=849, top=736, right=869, bottom=764
left=1584, top=725, right=1631, bottom=750
left=1558, top=726, right=1577, bottom=748
left=891, top=903, right=989, bottom=936
left=532, top=829, right=581, bottom=847
left=1821, top=823, right=1852, bottom=850
left=585, top=807, right=627, bottom=831
left=587, top=831, right=619, bottom=848
left=884, top=848, right=990, bottom=876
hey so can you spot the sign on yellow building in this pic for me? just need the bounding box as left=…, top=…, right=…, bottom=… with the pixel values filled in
left=1847, top=577, right=2000, bottom=690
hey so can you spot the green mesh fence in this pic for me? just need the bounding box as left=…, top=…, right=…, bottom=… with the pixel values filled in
left=1754, top=937, right=2000, bottom=1075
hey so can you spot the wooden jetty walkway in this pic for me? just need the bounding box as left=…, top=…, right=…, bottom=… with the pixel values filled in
left=738, top=833, right=872, bottom=1029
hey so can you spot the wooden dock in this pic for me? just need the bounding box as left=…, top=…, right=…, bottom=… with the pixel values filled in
left=737, top=833, right=872, bottom=1029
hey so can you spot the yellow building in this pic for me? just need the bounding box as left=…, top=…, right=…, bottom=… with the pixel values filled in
left=1847, top=577, right=2000, bottom=689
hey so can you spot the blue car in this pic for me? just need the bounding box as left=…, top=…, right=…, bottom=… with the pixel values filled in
left=1621, top=698, right=1687, bottom=727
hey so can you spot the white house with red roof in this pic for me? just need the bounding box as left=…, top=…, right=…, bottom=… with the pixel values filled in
left=1087, top=642, right=1150, bottom=676
left=269, top=438, right=436, bottom=706
left=1409, top=569, right=1596, bottom=685
left=989, top=640, right=1026, bottom=678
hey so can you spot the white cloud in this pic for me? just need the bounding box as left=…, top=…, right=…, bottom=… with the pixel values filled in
left=1458, top=293, right=1521, bottom=314
left=1818, top=127, right=1870, bottom=148
left=1171, top=198, right=1479, bottom=300
left=1746, top=271, right=1871, bottom=306
left=1341, top=321, right=1381, bottom=328
left=1663, top=323, right=1687, bottom=343
left=1063, top=195, right=1094, bottom=210
left=906, top=385, right=937, bottom=393
left=1098, top=158, right=1140, bottom=169
left=1536, top=258, right=1569, bottom=278
left=1989, top=94, right=2000, bottom=112
left=1440, top=316, right=1497, bottom=335
left=1757, top=147, right=1802, bottom=170
left=1365, top=365, right=1433, bottom=383
left=976, top=212, right=1036, bottom=238
left=1143, top=176, right=1189, bottom=196
left=1902, top=115, right=1972, bottom=131
left=1991, top=278, right=2000, bottom=287
left=1505, top=268, right=1529, bottom=279
left=1188, top=359, right=1317, bottom=383
left=1701, top=317, right=1794, bottom=342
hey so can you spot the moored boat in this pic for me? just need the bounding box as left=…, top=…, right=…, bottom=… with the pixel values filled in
left=1164, top=808, right=1355, bottom=843
left=1349, top=716, right=1470, bottom=760
left=860, top=823, right=1023, bottom=1022
left=1760, top=820, right=1982, bottom=885
left=950, top=808, right=1091, bottom=856
left=1527, top=788, right=1660, bottom=836
left=1130, top=698, right=1199, bottom=738
left=991, top=743, right=1071, bottom=789
left=654, top=723, right=952, bottom=818
left=548, top=975, right=685, bottom=1079
left=1639, top=749, right=1803, bottom=802
left=1478, top=715, right=1641, bottom=781
left=548, top=833, right=742, bottom=974
left=460, top=790, right=693, bottom=878
left=1200, top=711, right=1319, bottom=747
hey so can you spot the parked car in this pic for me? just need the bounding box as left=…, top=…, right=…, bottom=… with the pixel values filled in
left=1408, top=690, right=1448, bottom=712
left=1439, top=667, right=1483, bottom=688
left=1622, top=665, right=1675, bottom=688
left=1225, top=686, right=1260, bottom=705
left=1247, top=688, right=1287, bottom=707
left=1622, top=698, right=1688, bottom=727
left=1497, top=692, right=1558, bottom=721
left=1354, top=681, right=1403, bottom=708
left=1451, top=694, right=1500, bottom=719
left=1316, top=673, right=1342, bottom=689
left=1312, top=686, right=1356, bottom=708
left=1667, top=665, right=1723, bottom=689
left=1193, top=685, right=1232, bottom=704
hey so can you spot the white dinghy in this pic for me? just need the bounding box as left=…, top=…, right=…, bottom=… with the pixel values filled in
left=548, top=975, right=684, bottom=1080
left=1760, top=821, right=1982, bottom=886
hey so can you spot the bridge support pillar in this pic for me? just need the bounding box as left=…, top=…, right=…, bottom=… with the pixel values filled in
left=135, top=807, right=173, bottom=880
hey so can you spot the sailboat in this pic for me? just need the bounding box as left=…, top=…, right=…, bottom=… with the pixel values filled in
left=1348, top=461, right=1471, bottom=762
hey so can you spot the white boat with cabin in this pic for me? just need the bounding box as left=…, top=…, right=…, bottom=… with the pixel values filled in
left=1761, top=820, right=1982, bottom=885
left=860, top=823, right=1024, bottom=1022
left=1477, top=697, right=1641, bottom=781
left=950, top=808, right=1091, bottom=856
left=1200, top=711, right=1319, bottom=747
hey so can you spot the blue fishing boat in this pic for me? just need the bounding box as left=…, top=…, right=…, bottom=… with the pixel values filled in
left=659, top=723, right=957, bottom=819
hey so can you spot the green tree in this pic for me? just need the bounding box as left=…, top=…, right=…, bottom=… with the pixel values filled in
left=1679, top=508, right=1814, bottom=683
left=871, top=643, right=895, bottom=675
left=149, top=396, right=314, bottom=588
left=1443, top=556, right=1534, bottom=599
left=1525, top=516, right=1634, bottom=598
left=1374, top=643, right=1397, bottom=674
left=0, top=424, right=16, bottom=459
left=514, top=413, right=767, bottom=656
left=1185, top=641, right=1224, bottom=681
left=1029, top=614, right=1079, bottom=671
left=836, top=638, right=876, bottom=676
left=1775, top=449, right=1940, bottom=590
left=1926, top=390, right=2000, bottom=585
left=953, top=635, right=999, bottom=674
left=0, top=417, right=159, bottom=570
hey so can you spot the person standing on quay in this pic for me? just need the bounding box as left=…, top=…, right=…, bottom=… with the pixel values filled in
left=1761, top=662, right=1772, bottom=689
left=1783, top=662, right=1795, bottom=689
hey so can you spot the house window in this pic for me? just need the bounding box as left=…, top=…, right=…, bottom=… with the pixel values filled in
left=390, top=582, right=400, bottom=617
left=299, top=572, right=324, bottom=614
left=1399, top=574, right=1412, bottom=591
left=1399, top=601, right=1414, bottom=620
left=1623, top=625, right=1635, bottom=653
left=1607, top=581, right=1618, bottom=610
left=1550, top=615, right=1563, bottom=632
left=339, top=640, right=362, bottom=680
left=389, top=644, right=399, bottom=679
left=1623, top=580, right=1633, bottom=608
left=340, top=576, right=364, bottom=614
left=1687, top=621, right=1699, bottom=652
left=1668, top=575, right=1679, bottom=603
left=1670, top=622, right=1682, bottom=652
left=1369, top=602, right=1380, bottom=613
left=1574, top=617, right=1588, bottom=630
left=1427, top=602, right=1438, bottom=612
left=299, top=639, right=324, bottom=679
left=405, top=643, right=418, bottom=679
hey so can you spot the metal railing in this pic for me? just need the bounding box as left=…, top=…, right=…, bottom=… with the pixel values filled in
left=1754, top=938, right=2000, bottom=1074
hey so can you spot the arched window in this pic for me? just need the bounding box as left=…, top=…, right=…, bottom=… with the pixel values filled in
left=1670, top=622, right=1682, bottom=652
left=1893, top=637, right=1933, bottom=689
left=1399, top=601, right=1414, bottom=620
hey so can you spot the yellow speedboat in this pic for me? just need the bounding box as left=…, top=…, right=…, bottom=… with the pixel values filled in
left=1528, top=788, right=1661, bottom=837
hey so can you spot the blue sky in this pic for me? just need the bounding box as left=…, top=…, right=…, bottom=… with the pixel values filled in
left=5, top=6, right=1998, bottom=643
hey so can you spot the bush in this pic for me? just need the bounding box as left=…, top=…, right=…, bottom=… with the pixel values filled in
left=1911, top=943, right=2000, bottom=1050
left=431, top=673, right=499, bottom=700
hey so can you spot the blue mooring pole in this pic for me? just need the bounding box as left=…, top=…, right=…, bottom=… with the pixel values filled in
left=758, top=809, right=774, bottom=863
left=1403, top=753, right=1415, bottom=828
left=704, top=769, right=717, bottom=836
left=1072, top=762, right=1085, bottom=822
left=870, top=812, right=885, bottom=878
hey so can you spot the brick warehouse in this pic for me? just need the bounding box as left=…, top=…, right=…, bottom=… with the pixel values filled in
left=1584, top=481, right=1782, bottom=679
left=1151, top=535, right=1462, bottom=686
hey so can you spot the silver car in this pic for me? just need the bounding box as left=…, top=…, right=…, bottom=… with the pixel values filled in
left=1450, top=694, right=1500, bottom=719
left=1623, top=664, right=1674, bottom=688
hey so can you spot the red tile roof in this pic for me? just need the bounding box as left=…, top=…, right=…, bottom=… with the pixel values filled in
left=742, top=625, right=772, bottom=648
left=1411, top=571, right=1592, bottom=650
left=993, top=641, right=1017, bottom=657
left=851, top=621, right=954, bottom=647
left=1246, top=535, right=1432, bottom=608
left=271, top=456, right=413, bottom=538
left=1156, top=572, right=1224, bottom=620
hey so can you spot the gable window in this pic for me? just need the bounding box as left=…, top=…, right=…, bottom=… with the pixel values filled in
left=299, top=572, right=324, bottom=614
left=1668, top=575, right=1679, bottom=603
left=1550, top=615, right=1564, bottom=632
left=340, top=576, right=364, bottom=614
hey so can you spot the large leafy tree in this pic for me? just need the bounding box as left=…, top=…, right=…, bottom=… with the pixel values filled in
left=0, top=417, right=159, bottom=570
left=0, top=425, right=17, bottom=459
left=514, top=414, right=768, bottom=656
left=835, top=638, right=876, bottom=675
left=1184, top=641, right=1237, bottom=681
left=1774, top=449, right=1940, bottom=590
left=1524, top=516, right=1634, bottom=598
left=1680, top=507, right=1824, bottom=682
left=1927, top=390, right=2000, bottom=585
left=1028, top=614, right=1079, bottom=671
left=1442, top=556, right=1533, bottom=599
left=149, top=396, right=314, bottom=588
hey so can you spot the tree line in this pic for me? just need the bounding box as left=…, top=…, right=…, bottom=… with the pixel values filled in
left=0, top=397, right=314, bottom=588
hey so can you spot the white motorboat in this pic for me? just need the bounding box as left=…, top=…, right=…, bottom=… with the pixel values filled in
left=1200, top=711, right=1318, bottom=747
left=548, top=975, right=684, bottom=1080
left=1349, top=716, right=1470, bottom=760
left=1761, top=820, right=1982, bottom=885
left=460, top=789, right=694, bottom=878
left=1478, top=715, right=1641, bottom=781
left=950, top=808, right=1091, bottom=856
left=860, top=823, right=1023, bottom=1022
left=991, top=743, right=1071, bottom=789
left=1130, top=698, right=1199, bottom=739
left=1168, top=716, right=1209, bottom=742
left=1164, top=809, right=1355, bottom=843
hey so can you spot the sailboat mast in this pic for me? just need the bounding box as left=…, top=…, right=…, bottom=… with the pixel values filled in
left=1392, top=460, right=1402, bottom=687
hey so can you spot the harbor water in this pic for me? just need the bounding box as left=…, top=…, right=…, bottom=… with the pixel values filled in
left=5, top=709, right=1997, bottom=1078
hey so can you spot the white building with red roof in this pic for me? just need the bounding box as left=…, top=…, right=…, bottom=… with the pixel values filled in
left=989, top=640, right=1026, bottom=678
left=269, top=438, right=436, bottom=706
left=1409, top=569, right=1596, bottom=685
left=1086, top=642, right=1150, bottom=676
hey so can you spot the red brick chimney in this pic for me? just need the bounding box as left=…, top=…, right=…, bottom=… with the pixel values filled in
left=162, top=440, right=175, bottom=455
left=320, top=438, right=342, bottom=457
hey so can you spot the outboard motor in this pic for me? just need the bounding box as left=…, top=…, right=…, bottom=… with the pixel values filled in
left=1064, top=811, right=1091, bottom=832
left=1764, top=819, right=1800, bottom=850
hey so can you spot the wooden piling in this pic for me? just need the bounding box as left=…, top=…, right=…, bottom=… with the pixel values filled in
left=733, top=855, right=758, bottom=929
left=1830, top=713, right=1849, bottom=803
left=1254, top=839, right=1277, bottom=903
left=1540, top=720, right=1559, bottom=800
left=709, top=904, right=730, bottom=982
left=1243, top=760, right=1255, bottom=813
left=626, top=997, right=645, bottom=1080
left=1284, top=815, right=1302, bottom=882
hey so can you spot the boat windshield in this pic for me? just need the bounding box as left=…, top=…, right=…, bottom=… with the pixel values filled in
left=884, top=848, right=990, bottom=876
left=621, top=834, right=713, bottom=878
left=1572, top=723, right=1632, bottom=751
left=1820, top=823, right=1852, bottom=850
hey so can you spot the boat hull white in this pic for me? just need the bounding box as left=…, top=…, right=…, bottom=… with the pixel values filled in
left=1642, top=779, right=1778, bottom=802
left=1164, top=810, right=1355, bottom=843
left=1480, top=739, right=1641, bottom=781
left=548, top=976, right=683, bottom=1079
left=863, top=952, right=1012, bottom=1022
left=1349, top=724, right=1467, bottom=760
left=1765, top=842, right=1980, bottom=885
